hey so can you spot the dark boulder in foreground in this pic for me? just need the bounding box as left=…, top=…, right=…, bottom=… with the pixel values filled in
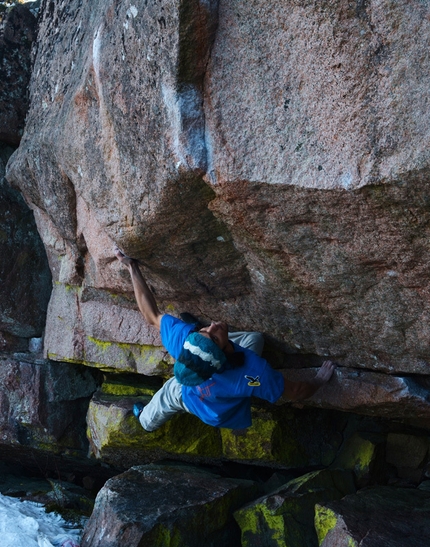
left=315, top=485, right=430, bottom=547
left=81, top=463, right=261, bottom=547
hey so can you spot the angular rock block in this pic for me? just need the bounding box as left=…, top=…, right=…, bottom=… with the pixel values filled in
left=86, top=392, right=223, bottom=469
left=44, top=283, right=170, bottom=375
left=81, top=463, right=261, bottom=547
left=386, top=433, right=429, bottom=469
left=385, top=433, right=429, bottom=483
left=86, top=392, right=348, bottom=469
left=234, top=469, right=355, bottom=547
left=0, top=355, right=98, bottom=455
left=221, top=405, right=345, bottom=467
left=284, top=367, right=430, bottom=429
left=315, top=486, right=430, bottom=547
left=332, top=432, right=385, bottom=487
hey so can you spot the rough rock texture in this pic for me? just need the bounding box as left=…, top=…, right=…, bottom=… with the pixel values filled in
left=332, top=432, right=385, bottom=488
left=0, top=354, right=99, bottom=455
left=0, top=144, right=51, bottom=342
left=5, top=0, right=430, bottom=388
left=315, top=486, right=430, bottom=546
left=0, top=3, right=36, bottom=145
left=284, top=367, right=430, bottom=428
left=81, top=463, right=261, bottom=547
left=43, top=283, right=169, bottom=374
left=86, top=390, right=352, bottom=469
left=234, top=469, right=355, bottom=547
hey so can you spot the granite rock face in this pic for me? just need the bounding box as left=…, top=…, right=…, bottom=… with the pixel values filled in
left=0, top=354, right=99, bottom=455
left=284, top=367, right=430, bottom=429
left=4, top=0, right=430, bottom=421
left=81, top=463, right=261, bottom=547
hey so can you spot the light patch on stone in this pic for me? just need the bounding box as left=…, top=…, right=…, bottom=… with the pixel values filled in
left=123, top=21, right=129, bottom=30
left=252, top=270, right=265, bottom=284
left=340, top=172, right=353, bottom=189
left=217, top=236, right=225, bottom=242
left=29, top=338, right=42, bottom=353
left=162, top=83, right=206, bottom=170
left=387, top=270, right=398, bottom=277
left=92, top=27, right=102, bottom=82
left=128, top=6, right=138, bottom=18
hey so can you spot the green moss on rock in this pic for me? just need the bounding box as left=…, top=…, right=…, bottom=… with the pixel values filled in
left=314, top=505, right=339, bottom=545
left=86, top=393, right=222, bottom=467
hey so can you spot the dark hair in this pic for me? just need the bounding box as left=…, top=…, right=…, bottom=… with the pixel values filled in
left=191, top=326, right=245, bottom=368
left=226, top=350, right=245, bottom=368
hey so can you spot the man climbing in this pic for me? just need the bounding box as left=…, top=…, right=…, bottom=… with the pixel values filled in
left=114, top=248, right=336, bottom=431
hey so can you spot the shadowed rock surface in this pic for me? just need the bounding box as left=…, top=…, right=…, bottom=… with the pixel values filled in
left=315, top=486, right=430, bottom=546
left=0, top=2, right=36, bottom=145
left=0, top=144, right=51, bottom=343
left=86, top=390, right=349, bottom=469
left=81, top=463, right=261, bottom=547
left=0, top=354, right=99, bottom=455
left=234, top=469, right=355, bottom=547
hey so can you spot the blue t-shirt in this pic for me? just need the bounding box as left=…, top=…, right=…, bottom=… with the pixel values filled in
left=160, top=314, right=284, bottom=429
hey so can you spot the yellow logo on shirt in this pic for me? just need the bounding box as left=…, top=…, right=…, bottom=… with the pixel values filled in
left=245, top=375, right=261, bottom=387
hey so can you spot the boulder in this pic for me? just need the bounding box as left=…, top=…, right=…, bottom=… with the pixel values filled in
left=43, top=283, right=171, bottom=375
left=283, top=367, right=430, bottom=429
left=234, top=469, right=355, bottom=547
left=81, top=463, right=261, bottom=547
left=86, top=391, right=223, bottom=469
left=332, top=432, right=385, bottom=487
left=86, top=392, right=348, bottom=469
left=385, top=433, right=429, bottom=483
left=0, top=3, right=36, bottom=145
left=315, top=486, right=430, bottom=547
left=4, top=0, right=430, bottom=386
left=0, top=354, right=99, bottom=455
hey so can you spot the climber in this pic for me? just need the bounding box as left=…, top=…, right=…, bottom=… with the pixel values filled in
left=114, top=247, right=336, bottom=431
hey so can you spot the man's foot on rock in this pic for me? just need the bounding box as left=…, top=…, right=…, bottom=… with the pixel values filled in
left=133, top=402, right=145, bottom=419
left=180, top=312, right=205, bottom=330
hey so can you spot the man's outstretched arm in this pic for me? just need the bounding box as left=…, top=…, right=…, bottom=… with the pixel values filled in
left=115, top=248, right=163, bottom=330
left=281, top=360, right=336, bottom=402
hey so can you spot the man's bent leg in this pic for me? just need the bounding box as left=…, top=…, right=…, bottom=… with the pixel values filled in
left=139, top=377, right=189, bottom=431
left=228, top=331, right=264, bottom=356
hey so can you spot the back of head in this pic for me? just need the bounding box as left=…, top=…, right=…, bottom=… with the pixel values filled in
left=174, top=332, right=227, bottom=386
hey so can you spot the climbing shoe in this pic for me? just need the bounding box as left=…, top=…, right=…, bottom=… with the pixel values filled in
left=133, top=402, right=145, bottom=418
